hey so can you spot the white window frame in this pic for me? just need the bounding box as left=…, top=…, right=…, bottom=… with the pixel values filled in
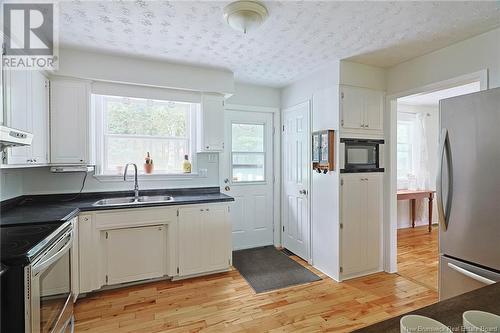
left=92, top=94, right=201, bottom=181
left=396, top=114, right=416, bottom=187
left=230, top=121, right=267, bottom=184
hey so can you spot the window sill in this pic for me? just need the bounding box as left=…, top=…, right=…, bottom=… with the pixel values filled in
left=93, top=172, right=205, bottom=182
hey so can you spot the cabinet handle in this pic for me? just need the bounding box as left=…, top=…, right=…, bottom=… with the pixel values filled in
left=200, top=209, right=204, bottom=211
left=206, top=208, right=209, bottom=211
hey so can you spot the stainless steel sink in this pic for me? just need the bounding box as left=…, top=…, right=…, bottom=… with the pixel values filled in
left=137, top=195, right=174, bottom=203
left=93, top=195, right=174, bottom=206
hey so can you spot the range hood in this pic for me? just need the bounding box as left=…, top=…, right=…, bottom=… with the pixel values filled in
left=0, top=125, right=33, bottom=148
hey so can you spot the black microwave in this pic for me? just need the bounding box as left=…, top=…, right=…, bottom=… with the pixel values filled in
left=340, top=138, right=384, bottom=173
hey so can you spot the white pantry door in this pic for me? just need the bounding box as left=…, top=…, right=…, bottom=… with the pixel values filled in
left=223, top=110, right=274, bottom=250
left=282, top=102, right=311, bottom=260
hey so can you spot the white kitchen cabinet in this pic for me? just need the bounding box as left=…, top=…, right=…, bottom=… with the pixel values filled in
left=50, top=78, right=92, bottom=164
left=340, top=86, right=384, bottom=137
left=30, top=71, right=50, bottom=164
left=105, top=225, right=167, bottom=285
left=70, top=217, right=79, bottom=302
left=78, top=214, right=101, bottom=293
left=341, top=173, right=382, bottom=278
left=3, top=70, right=49, bottom=165
left=197, top=94, right=225, bottom=152
left=178, top=204, right=231, bottom=277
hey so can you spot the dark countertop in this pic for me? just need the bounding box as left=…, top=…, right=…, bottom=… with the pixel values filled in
left=0, top=187, right=234, bottom=227
left=355, top=283, right=500, bottom=332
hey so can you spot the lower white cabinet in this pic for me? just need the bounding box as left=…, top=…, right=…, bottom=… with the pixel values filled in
left=178, top=205, right=231, bottom=277
left=71, top=217, right=79, bottom=302
left=105, top=225, right=167, bottom=285
left=341, top=173, right=382, bottom=278
left=76, top=203, right=231, bottom=294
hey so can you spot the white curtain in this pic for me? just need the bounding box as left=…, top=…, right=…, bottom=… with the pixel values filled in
left=414, top=113, right=431, bottom=221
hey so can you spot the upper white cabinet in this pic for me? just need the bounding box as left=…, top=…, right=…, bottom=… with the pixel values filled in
left=340, top=85, right=384, bottom=137
left=197, top=94, right=225, bottom=152
left=50, top=78, right=92, bottom=164
left=178, top=204, right=231, bottom=277
left=341, top=173, right=382, bottom=278
left=3, top=70, right=49, bottom=165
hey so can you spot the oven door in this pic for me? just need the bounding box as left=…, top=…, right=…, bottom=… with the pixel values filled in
left=29, top=228, right=73, bottom=333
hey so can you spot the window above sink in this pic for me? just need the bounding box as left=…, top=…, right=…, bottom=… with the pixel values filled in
left=92, top=93, right=200, bottom=177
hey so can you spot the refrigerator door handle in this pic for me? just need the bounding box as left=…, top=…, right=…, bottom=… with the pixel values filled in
left=447, top=263, right=496, bottom=285
left=437, top=128, right=453, bottom=230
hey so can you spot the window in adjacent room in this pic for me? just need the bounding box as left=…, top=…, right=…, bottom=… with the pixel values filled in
left=93, top=94, right=199, bottom=175
left=397, top=116, right=415, bottom=184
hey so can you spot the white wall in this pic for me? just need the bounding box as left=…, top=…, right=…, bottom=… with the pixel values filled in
left=55, top=48, right=235, bottom=95
left=340, top=60, right=387, bottom=90
left=0, top=170, right=23, bottom=200
left=19, top=154, right=219, bottom=195
left=396, top=104, right=439, bottom=229
left=227, top=82, right=280, bottom=108
left=281, top=61, right=341, bottom=281
left=281, top=61, right=340, bottom=108
left=387, top=28, right=500, bottom=94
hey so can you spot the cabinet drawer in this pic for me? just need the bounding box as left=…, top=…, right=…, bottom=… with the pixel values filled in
left=94, top=207, right=177, bottom=229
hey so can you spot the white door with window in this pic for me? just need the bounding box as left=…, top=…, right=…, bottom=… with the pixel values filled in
left=223, top=110, right=274, bottom=250
left=282, top=102, right=311, bottom=260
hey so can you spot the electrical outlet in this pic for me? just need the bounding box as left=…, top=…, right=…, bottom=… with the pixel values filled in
left=207, top=154, right=217, bottom=163
left=199, top=168, right=208, bottom=177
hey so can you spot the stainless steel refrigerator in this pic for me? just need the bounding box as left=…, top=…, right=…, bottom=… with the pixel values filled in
left=438, top=87, right=500, bottom=300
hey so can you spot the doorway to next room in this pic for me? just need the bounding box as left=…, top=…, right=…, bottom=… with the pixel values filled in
left=395, top=81, right=480, bottom=291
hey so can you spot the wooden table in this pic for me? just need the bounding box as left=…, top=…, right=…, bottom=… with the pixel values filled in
left=397, top=190, right=435, bottom=232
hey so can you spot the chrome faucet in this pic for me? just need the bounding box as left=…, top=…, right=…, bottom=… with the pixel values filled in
left=123, top=163, right=139, bottom=199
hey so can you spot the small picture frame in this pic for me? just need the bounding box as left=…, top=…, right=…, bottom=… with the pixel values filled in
left=320, top=132, right=329, bottom=164
left=312, top=130, right=335, bottom=173
left=312, top=133, right=320, bottom=163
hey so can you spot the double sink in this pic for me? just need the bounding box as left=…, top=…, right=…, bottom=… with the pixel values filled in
left=93, top=195, right=174, bottom=207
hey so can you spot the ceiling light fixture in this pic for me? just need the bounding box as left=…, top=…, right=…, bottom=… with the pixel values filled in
left=223, top=1, right=268, bottom=34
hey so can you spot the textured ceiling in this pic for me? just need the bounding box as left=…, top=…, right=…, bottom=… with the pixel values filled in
left=59, top=1, right=500, bottom=87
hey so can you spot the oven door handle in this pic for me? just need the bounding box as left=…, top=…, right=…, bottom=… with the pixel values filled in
left=32, top=230, right=73, bottom=275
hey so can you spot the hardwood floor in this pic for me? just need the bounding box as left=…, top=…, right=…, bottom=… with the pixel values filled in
left=74, top=231, right=439, bottom=332
left=397, top=226, right=439, bottom=291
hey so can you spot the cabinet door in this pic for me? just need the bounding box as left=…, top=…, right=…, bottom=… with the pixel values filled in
left=105, top=226, right=167, bottom=285
left=341, top=176, right=367, bottom=275
left=203, top=205, right=231, bottom=271
left=199, top=94, right=224, bottom=151
left=50, top=79, right=89, bottom=164
left=364, top=175, right=382, bottom=272
left=30, top=71, right=49, bottom=164
left=70, top=217, right=79, bottom=302
left=178, top=207, right=206, bottom=276
left=340, top=86, right=364, bottom=130
left=5, top=70, right=31, bottom=164
left=364, top=89, right=384, bottom=132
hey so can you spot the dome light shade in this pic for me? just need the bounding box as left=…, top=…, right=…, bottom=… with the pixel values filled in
left=223, top=1, right=268, bottom=34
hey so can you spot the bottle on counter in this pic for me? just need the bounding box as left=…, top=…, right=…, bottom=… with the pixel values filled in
left=182, top=154, right=192, bottom=173
left=144, top=152, right=154, bottom=174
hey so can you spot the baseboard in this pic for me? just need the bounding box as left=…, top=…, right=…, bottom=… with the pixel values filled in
left=171, top=268, right=231, bottom=281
